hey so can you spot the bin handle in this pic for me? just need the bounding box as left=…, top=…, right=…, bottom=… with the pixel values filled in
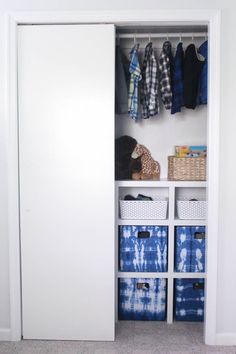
left=138, top=231, right=150, bottom=238
left=137, top=282, right=150, bottom=290
left=193, top=282, right=204, bottom=290
left=194, top=232, right=205, bottom=239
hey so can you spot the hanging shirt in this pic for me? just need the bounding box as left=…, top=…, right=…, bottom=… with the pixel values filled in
left=198, top=40, right=208, bottom=105
left=115, top=45, right=129, bottom=114
left=128, top=44, right=142, bottom=121
left=183, top=43, right=205, bottom=109
left=171, top=42, right=184, bottom=115
left=140, top=42, right=159, bottom=118
left=159, top=41, right=173, bottom=110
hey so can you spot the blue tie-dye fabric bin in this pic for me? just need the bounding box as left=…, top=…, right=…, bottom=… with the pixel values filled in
left=119, top=226, right=168, bottom=272
left=118, top=278, right=167, bottom=321
left=175, top=226, right=205, bottom=273
left=175, top=278, right=204, bottom=321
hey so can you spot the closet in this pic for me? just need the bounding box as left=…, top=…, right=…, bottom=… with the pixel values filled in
left=115, top=26, right=207, bottom=324
left=17, top=22, right=208, bottom=341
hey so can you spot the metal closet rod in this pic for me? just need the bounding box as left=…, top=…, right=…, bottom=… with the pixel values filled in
left=117, top=33, right=207, bottom=39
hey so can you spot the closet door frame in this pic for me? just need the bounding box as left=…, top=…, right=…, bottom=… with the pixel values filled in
left=5, top=9, right=221, bottom=345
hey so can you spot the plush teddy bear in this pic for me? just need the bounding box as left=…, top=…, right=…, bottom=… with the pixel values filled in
left=131, top=143, right=160, bottom=180
left=115, top=135, right=142, bottom=180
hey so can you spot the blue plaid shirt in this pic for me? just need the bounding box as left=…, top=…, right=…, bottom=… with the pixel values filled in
left=171, top=42, right=184, bottom=114
left=128, top=44, right=142, bottom=121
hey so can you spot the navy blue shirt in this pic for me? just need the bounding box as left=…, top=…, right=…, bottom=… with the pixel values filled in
left=198, top=40, right=208, bottom=105
left=171, top=42, right=184, bottom=114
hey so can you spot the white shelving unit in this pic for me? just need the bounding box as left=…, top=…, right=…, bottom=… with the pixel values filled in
left=115, top=179, right=207, bottom=324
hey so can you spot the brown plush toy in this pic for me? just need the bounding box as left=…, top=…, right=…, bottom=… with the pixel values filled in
left=131, top=144, right=160, bottom=180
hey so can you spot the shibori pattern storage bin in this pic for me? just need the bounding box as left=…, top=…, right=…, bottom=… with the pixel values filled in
left=175, top=226, right=205, bottom=273
left=118, top=278, right=167, bottom=321
left=175, top=278, right=205, bottom=321
left=119, top=226, right=168, bottom=272
left=177, top=199, right=207, bottom=220
left=119, top=199, right=168, bottom=220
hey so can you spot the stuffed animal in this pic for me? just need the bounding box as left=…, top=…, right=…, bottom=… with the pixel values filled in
left=131, top=143, right=160, bottom=180
left=115, top=135, right=142, bottom=180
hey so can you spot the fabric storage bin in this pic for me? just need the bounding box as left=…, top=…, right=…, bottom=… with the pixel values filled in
left=177, top=200, right=207, bottom=219
left=120, top=199, right=168, bottom=220
left=119, top=225, right=168, bottom=272
left=168, top=156, right=206, bottom=181
left=118, top=278, right=167, bottom=321
left=175, top=226, right=205, bottom=272
left=175, top=278, right=205, bottom=321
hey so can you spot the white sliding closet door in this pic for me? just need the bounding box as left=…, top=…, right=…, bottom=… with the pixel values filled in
left=18, top=24, right=115, bottom=340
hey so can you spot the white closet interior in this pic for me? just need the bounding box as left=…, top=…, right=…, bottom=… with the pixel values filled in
left=115, top=26, right=207, bottom=177
left=115, top=24, right=208, bottom=326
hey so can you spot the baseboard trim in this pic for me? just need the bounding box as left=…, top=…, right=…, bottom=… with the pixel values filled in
left=0, top=328, right=11, bottom=341
left=215, top=333, right=236, bottom=346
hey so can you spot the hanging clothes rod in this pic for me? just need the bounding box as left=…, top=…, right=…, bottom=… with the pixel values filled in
left=116, top=33, right=207, bottom=39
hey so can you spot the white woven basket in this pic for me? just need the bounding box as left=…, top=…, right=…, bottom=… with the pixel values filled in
left=177, top=200, right=207, bottom=220
left=120, top=199, right=168, bottom=220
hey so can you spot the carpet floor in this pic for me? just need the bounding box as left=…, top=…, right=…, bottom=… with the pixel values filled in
left=0, top=322, right=235, bottom=354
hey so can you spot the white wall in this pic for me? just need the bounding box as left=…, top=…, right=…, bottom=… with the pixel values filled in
left=0, top=0, right=236, bottom=343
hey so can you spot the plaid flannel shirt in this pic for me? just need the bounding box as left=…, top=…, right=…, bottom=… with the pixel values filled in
left=128, top=44, right=142, bottom=121
left=159, top=41, right=173, bottom=110
left=140, top=42, right=159, bottom=118
left=171, top=42, right=184, bottom=114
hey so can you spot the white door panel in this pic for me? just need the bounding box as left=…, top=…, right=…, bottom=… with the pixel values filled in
left=18, top=24, right=115, bottom=340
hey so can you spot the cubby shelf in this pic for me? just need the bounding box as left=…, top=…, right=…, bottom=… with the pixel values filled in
left=117, top=272, right=169, bottom=278
left=174, top=219, right=207, bottom=226
left=117, top=272, right=207, bottom=279
left=116, top=180, right=207, bottom=188
left=118, top=218, right=169, bottom=226
left=118, top=218, right=206, bottom=226
left=115, top=179, right=207, bottom=324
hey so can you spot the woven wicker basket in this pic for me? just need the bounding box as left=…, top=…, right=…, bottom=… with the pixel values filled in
left=168, top=156, right=206, bottom=181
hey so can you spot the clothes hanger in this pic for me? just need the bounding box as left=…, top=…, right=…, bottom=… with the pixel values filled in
left=178, top=33, right=184, bottom=50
